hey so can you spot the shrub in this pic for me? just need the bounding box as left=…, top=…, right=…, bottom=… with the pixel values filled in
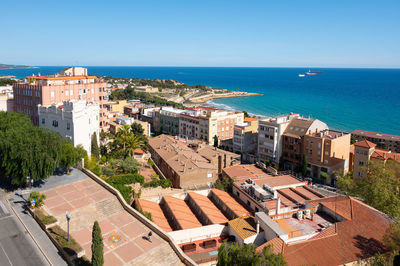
left=143, top=179, right=172, bottom=188
left=147, top=158, right=154, bottom=166
left=119, top=157, right=140, bottom=174
left=320, top=172, right=330, bottom=179
left=139, top=209, right=153, bottom=221
left=34, top=209, right=57, bottom=225
left=28, top=191, right=46, bottom=207
left=105, top=173, right=145, bottom=203
left=102, top=166, right=116, bottom=177
left=48, top=225, right=83, bottom=256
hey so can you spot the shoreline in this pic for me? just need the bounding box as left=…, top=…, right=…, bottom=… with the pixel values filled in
left=188, top=92, right=262, bottom=103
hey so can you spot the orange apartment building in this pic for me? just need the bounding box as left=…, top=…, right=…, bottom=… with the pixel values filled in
left=179, top=106, right=244, bottom=144
left=303, top=130, right=351, bottom=183
left=13, top=67, right=109, bottom=130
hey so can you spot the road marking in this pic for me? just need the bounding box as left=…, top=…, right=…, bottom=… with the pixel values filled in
left=0, top=201, right=9, bottom=215
left=0, top=241, right=13, bottom=266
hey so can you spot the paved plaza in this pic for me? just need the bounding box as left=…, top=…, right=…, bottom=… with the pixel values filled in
left=41, top=176, right=183, bottom=265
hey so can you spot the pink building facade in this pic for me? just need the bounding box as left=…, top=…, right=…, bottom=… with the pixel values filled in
left=13, top=67, right=109, bottom=130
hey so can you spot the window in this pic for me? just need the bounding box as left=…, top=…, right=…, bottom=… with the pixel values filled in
left=324, top=159, right=328, bottom=164
left=70, top=90, right=73, bottom=96
left=99, top=88, right=102, bottom=92
left=358, top=172, right=363, bottom=177
left=325, top=151, right=329, bottom=155
left=52, top=120, right=58, bottom=127
left=247, top=200, right=250, bottom=206
left=255, top=207, right=259, bottom=213
left=50, top=91, right=54, bottom=98
left=359, top=161, right=364, bottom=166
left=236, top=192, right=240, bottom=197
left=65, top=90, right=69, bottom=96
left=67, top=122, right=70, bottom=130
left=91, top=88, right=94, bottom=94
left=41, top=118, right=45, bottom=124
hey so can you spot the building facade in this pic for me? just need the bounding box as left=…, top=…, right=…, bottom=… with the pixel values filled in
left=13, top=67, right=109, bottom=130
left=304, top=130, right=351, bottom=183
left=179, top=107, right=244, bottom=144
left=233, top=117, right=258, bottom=154
left=38, top=100, right=99, bottom=155
left=281, top=118, right=328, bottom=171
left=159, top=107, right=185, bottom=136
left=258, top=114, right=299, bottom=163
left=352, top=129, right=400, bottom=153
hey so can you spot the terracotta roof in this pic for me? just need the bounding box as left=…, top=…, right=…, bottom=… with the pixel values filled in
left=134, top=148, right=145, bottom=154
left=353, top=129, right=400, bottom=142
left=244, top=117, right=258, bottom=122
left=187, top=192, right=228, bottom=224
left=258, top=196, right=390, bottom=265
left=354, top=140, right=376, bottom=149
left=293, top=186, right=323, bottom=200
left=163, top=196, right=202, bottom=230
left=284, top=118, right=317, bottom=138
left=137, top=199, right=172, bottom=232
left=210, top=189, right=250, bottom=217
left=27, top=75, right=98, bottom=81
left=278, top=188, right=308, bottom=204
left=228, top=216, right=257, bottom=240
left=256, top=237, right=284, bottom=254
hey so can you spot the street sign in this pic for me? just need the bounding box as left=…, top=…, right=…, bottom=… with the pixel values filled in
left=31, top=202, right=36, bottom=208
left=30, top=198, right=35, bottom=203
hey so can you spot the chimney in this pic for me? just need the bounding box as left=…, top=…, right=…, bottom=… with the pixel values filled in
left=276, top=197, right=281, bottom=215
left=256, top=221, right=260, bottom=234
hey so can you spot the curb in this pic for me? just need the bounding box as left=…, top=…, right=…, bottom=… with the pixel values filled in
left=6, top=197, right=54, bottom=266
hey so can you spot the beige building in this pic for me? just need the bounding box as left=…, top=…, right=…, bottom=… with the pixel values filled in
left=304, top=130, right=350, bottom=184
left=105, top=100, right=128, bottom=113
left=135, top=85, right=159, bottom=93
left=257, top=114, right=299, bottom=164
left=352, top=140, right=400, bottom=178
left=179, top=106, right=244, bottom=144
left=148, top=134, right=240, bottom=189
left=233, top=117, right=258, bottom=154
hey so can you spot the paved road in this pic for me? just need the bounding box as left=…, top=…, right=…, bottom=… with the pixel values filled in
left=0, top=192, right=50, bottom=266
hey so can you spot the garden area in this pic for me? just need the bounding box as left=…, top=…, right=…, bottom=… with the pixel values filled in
left=85, top=123, right=172, bottom=204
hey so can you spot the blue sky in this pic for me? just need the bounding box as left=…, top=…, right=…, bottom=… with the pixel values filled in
left=1, top=0, right=399, bottom=67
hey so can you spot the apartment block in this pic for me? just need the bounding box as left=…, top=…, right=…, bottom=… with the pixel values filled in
left=159, top=106, right=185, bottom=136
left=352, top=140, right=400, bottom=178
left=38, top=100, right=99, bottom=155
left=13, top=67, right=109, bottom=130
left=352, top=129, right=400, bottom=153
left=304, top=130, right=351, bottom=182
left=179, top=106, right=244, bottom=144
left=233, top=117, right=258, bottom=154
left=258, top=114, right=299, bottom=163
left=281, top=117, right=328, bottom=170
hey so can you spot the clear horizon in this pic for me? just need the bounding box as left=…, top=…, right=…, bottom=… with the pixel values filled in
left=2, top=0, right=399, bottom=68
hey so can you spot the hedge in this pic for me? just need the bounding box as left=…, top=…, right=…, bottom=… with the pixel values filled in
left=143, top=179, right=172, bottom=188
left=48, top=225, right=83, bottom=256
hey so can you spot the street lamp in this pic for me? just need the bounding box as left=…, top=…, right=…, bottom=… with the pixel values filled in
left=66, top=211, right=71, bottom=242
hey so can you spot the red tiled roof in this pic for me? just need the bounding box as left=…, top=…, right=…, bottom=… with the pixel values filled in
left=163, top=196, right=202, bottom=230
left=256, top=237, right=284, bottom=254
left=354, top=140, right=376, bottom=149
left=262, top=196, right=390, bottom=266
left=187, top=192, right=228, bottom=224
left=353, top=130, right=400, bottom=142
left=137, top=199, right=172, bottom=232
left=211, top=189, right=250, bottom=217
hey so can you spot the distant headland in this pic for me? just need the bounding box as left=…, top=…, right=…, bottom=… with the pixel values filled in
left=0, top=63, right=38, bottom=70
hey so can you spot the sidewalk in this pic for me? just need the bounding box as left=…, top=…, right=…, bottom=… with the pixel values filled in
left=7, top=194, right=68, bottom=266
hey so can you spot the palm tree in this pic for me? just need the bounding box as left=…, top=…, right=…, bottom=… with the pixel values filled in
left=125, top=134, right=145, bottom=158
left=115, top=125, right=131, bottom=152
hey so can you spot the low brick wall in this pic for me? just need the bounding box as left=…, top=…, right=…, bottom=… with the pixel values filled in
left=82, top=168, right=196, bottom=266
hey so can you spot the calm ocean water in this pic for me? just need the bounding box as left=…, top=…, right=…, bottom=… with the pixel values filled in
left=1, top=66, right=399, bottom=134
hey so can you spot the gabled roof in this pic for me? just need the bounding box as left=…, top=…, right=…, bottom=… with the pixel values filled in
left=228, top=216, right=257, bottom=240
left=354, top=140, right=376, bottom=149
left=258, top=196, right=390, bottom=266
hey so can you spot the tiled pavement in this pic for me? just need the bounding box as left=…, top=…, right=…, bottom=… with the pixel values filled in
left=42, top=177, right=183, bottom=266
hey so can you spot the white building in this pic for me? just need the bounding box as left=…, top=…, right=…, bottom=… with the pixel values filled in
left=38, top=100, right=100, bottom=155
left=258, top=114, right=299, bottom=163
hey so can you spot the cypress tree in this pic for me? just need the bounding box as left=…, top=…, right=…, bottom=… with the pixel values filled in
left=91, top=132, right=100, bottom=159
left=91, top=221, right=104, bottom=266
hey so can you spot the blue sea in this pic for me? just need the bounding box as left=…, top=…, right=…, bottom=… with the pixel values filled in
left=2, top=66, right=399, bottom=135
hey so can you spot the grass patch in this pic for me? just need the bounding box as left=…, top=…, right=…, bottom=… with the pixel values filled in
left=48, top=225, right=83, bottom=256
left=33, top=208, right=57, bottom=225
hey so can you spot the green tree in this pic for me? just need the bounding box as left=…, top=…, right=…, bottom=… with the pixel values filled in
left=91, top=221, right=104, bottom=266
left=91, top=133, right=100, bottom=159
left=337, top=161, right=400, bottom=218
left=60, top=142, right=79, bottom=171
left=0, top=112, right=66, bottom=186
left=243, top=110, right=250, bottom=118
left=217, top=242, right=287, bottom=266
left=214, top=177, right=233, bottom=193
left=301, top=155, right=308, bottom=177
left=213, top=135, right=219, bottom=148
left=120, top=157, right=141, bottom=174
left=131, top=123, right=144, bottom=136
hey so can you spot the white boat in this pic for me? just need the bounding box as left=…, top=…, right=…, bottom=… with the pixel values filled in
left=298, top=74, right=305, bottom=77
